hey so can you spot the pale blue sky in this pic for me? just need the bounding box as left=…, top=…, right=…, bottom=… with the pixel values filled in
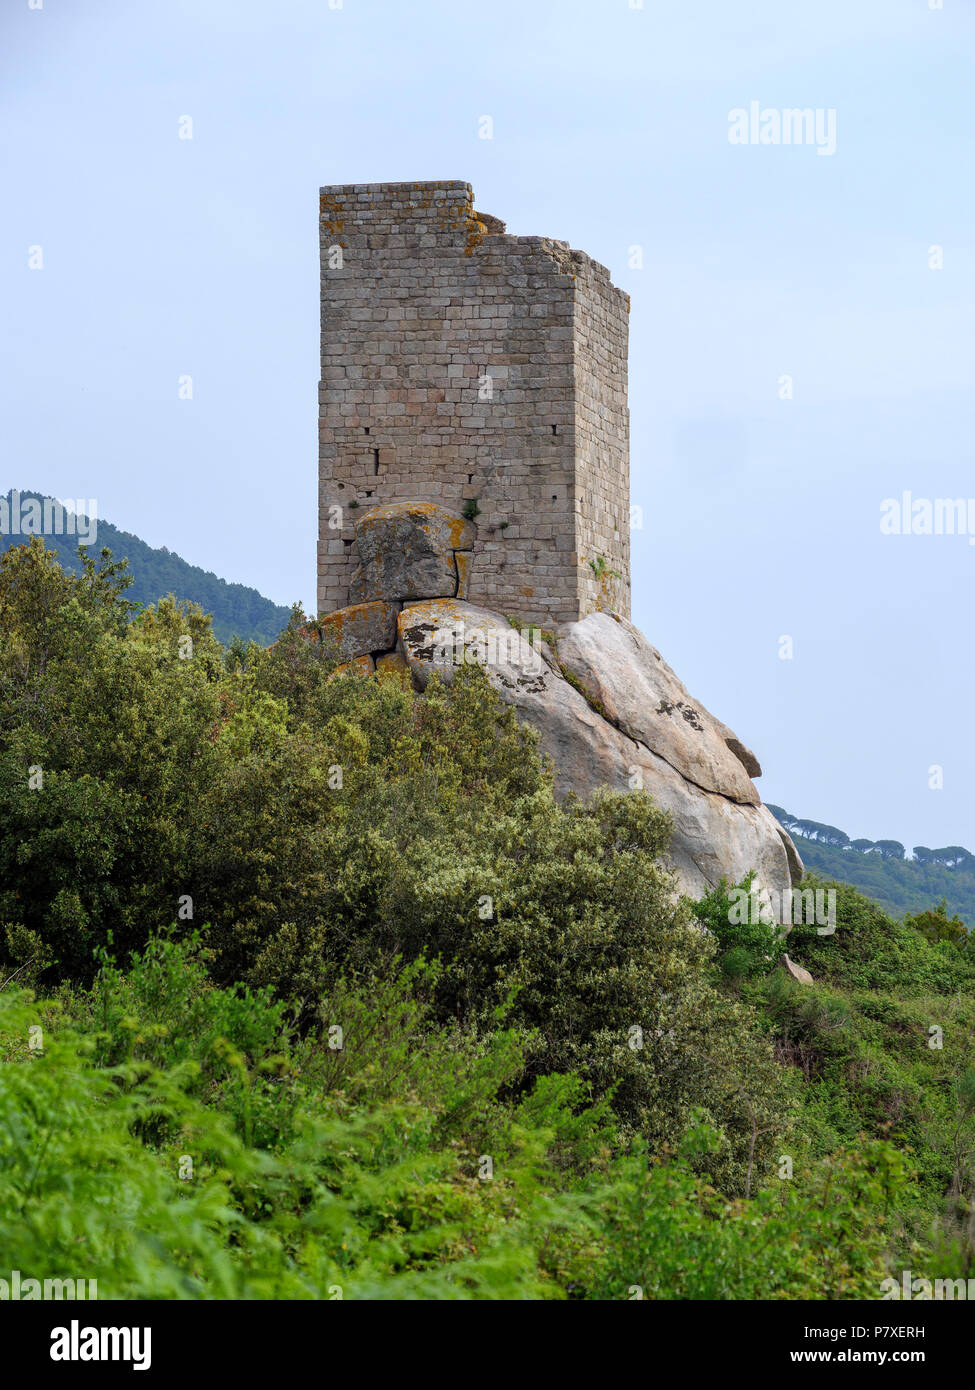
left=2, top=0, right=973, bottom=852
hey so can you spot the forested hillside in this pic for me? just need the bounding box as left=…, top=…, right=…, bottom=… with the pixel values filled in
left=768, top=804, right=975, bottom=928
left=0, top=489, right=291, bottom=646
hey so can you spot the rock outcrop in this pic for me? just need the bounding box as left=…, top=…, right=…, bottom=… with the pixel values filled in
left=555, top=612, right=759, bottom=805
left=778, top=953, right=814, bottom=985
left=319, top=599, right=399, bottom=662
left=349, top=502, right=475, bottom=604
left=315, top=500, right=803, bottom=920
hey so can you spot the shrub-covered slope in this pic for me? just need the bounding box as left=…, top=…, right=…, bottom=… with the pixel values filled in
left=0, top=539, right=971, bottom=1299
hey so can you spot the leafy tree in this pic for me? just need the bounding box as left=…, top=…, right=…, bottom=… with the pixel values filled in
left=930, top=847, right=975, bottom=870
left=874, top=840, right=906, bottom=861
left=693, top=873, right=787, bottom=981
left=904, top=899, right=970, bottom=952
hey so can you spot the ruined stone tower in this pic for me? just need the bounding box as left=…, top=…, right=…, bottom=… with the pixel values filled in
left=318, top=180, right=630, bottom=627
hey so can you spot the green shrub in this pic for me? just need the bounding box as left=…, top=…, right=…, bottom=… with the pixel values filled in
left=582, top=1129, right=912, bottom=1300
left=0, top=955, right=914, bottom=1302
left=2, top=540, right=972, bottom=1295
left=787, top=877, right=975, bottom=996
left=0, top=964, right=592, bottom=1299
left=693, top=873, right=788, bottom=981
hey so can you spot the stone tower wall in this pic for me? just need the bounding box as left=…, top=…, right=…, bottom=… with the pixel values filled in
left=572, top=263, right=631, bottom=617
left=318, top=180, right=629, bottom=627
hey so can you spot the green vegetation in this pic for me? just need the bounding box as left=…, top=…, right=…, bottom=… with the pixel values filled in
left=586, top=555, right=620, bottom=581
left=0, top=940, right=916, bottom=1300
left=768, top=804, right=975, bottom=928
left=505, top=614, right=556, bottom=648
left=694, top=872, right=787, bottom=981
left=760, top=879, right=975, bottom=1266
left=0, top=539, right=972, bottom=1299
left=0, top=489, right=290, bottom=646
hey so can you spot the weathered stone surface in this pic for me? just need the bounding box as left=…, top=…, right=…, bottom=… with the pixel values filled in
left=358, top=501, right=476, bottom=557
left=319, top=600, right=398, bottom=661
left=556, top=612, right=759, bottom=805
left=333, top=654, right=376, bottom=677
left=398, top=600, right=547, bottom=691
left=398, top=599, right=798, bottom=920
left=349, top=502, right=472, bottom=603
left=376, top=650, right=411, bottom=680
left=455, top=550, right=473, bottom=600
left=776, top=826, right=805, bottom=886
left=317, top=183, right=630, bottom=628
left=348, top=556, right=455, bottom=605
left=712, top=716, right=762, bottom=778
left=778, top=953, right=813, bottom=985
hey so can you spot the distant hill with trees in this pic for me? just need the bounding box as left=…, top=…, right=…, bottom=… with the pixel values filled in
left=0, top=489, right=291, bottom=647
left=767, top=804, right=975, bottom=927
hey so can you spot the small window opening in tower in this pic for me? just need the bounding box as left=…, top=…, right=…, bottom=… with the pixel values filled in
left=372, top=449, right=380, bottom=475
left=551, top=425, right=557, bottom=435
left=364, top=426, right=370, bottom=435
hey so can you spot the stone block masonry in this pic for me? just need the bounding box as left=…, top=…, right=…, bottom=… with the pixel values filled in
left=318, top=180, right=630, bottom=627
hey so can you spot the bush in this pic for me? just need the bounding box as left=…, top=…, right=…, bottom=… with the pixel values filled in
left=0, top=958, right=591, bottom=1299
left=0, top=950, right=912, bottom=1301
left=582, top=1127, right=912, bottom=1300
left=2, top=541, right=971, bottom=1295
left=786, top=877, right=975, bottom=996
left=693, top=873, right=788, bottom=981
left=0, top=545, right=791, bottom=1189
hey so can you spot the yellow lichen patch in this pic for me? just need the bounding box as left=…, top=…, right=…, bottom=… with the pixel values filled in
left=356, top=501, right=475, bottom=557
left=464, top=210, right=488, bottom=257
left=397, top=598, right=469, bottom=635
left=320, top=607, right=351, bottom=640
left=455, top=551, right=472, bottom=598
left=360, top=500, right=440, bottom=525
left=332, top=655, right=375, bottom=678
left=446, top=515, right=475, bottom=548
left=319, top=192, right=346, bottom=238
left=376, top=651, right=410, bottom=684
